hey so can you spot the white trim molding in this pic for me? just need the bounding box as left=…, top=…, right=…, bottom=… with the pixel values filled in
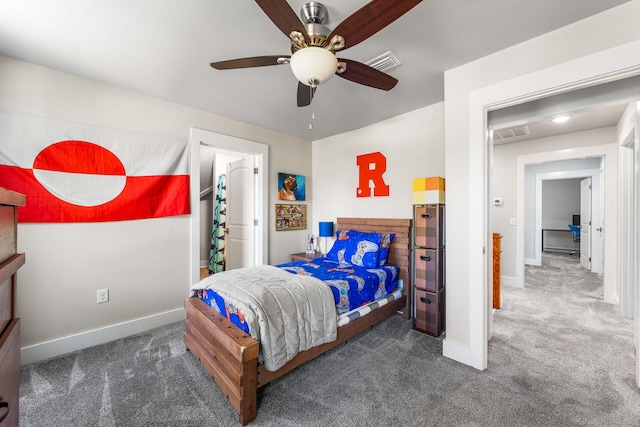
left=453, top=39, right=640, bottom=372
left=189, top=128, right=269, bottom=287
left=533, top=168, right=601, bottom=269
left=21, top=308, right=185, bottom=366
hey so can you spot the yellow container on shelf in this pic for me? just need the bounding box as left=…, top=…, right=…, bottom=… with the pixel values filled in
left=412, top=176, right=445, bottom=204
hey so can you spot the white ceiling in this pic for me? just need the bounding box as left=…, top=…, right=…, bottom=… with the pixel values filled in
left=492, top=104, right=630, bottom=145
left=0, top=0, right=632, bottom=141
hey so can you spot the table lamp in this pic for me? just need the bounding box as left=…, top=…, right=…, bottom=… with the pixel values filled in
left=318, top=221, right=334, bottom=255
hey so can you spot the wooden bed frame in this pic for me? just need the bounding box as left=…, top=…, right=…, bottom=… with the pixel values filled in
left=183, top=217, right=412, bottom=425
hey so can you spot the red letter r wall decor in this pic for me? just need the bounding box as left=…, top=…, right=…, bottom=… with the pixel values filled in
left=356, top=151, right=390, bottom=198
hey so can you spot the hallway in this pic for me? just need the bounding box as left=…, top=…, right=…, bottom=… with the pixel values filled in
left=489, top=252, right=639, bottom=425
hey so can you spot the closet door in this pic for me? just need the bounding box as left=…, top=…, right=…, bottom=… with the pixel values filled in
left=225, top=158, right=256, bottom=270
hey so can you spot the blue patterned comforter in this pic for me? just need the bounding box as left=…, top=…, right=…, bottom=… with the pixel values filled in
left=276, top=258, right=398, bottom=314
left=199, top=257, right=399, bottom=335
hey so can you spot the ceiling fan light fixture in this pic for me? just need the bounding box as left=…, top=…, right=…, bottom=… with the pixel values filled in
left=290, top=46, right=337, bottom=88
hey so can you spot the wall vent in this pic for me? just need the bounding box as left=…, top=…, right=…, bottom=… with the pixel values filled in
left=493, top=125, right=530, bottom=141
left=365, top=51, right=401, bottom=72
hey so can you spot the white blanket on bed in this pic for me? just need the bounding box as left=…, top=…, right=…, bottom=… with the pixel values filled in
left=190, top=265, right=337, bottom=371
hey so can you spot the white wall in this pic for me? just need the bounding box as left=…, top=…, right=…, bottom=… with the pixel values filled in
left=312, top=103, right=445, bottom=232
left=0, top=55, right=312, bottom=364
left=443, top=0, right=640, bottom=369
left=268, top=138, right=314, bottom=266
left=540, top=178, right=581, bottom=250
left=541, top=178, right=580, bottom=229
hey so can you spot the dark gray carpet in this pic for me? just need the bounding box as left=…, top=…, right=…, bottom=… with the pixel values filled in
left=20, top=253, right=640, bottom=426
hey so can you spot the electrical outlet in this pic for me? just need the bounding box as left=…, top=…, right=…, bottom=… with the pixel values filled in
left=97, top=289, right=109, bottom=304
left=509, top=217, right=516, bottom=226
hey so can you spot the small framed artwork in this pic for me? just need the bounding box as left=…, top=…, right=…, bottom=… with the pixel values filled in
left=275, top=204, right=307, bottom=231
left=277, top=173, right=306, bottom=201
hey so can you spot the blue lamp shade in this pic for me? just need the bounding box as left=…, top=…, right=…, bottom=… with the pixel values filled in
left=319, top=221, right=334, bottom=237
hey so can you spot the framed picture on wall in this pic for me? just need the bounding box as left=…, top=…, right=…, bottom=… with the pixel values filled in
left=277, top=173, right=306, bottom=201
left=275, top=204, right=307, bottom=231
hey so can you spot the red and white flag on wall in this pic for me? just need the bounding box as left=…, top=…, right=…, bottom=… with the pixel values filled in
left=0, top=110, right=190, bottom=222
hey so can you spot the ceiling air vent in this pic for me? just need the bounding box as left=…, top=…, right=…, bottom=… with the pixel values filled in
left=493, top=125, right=530, bottom=141
left=365, top=51, right=401, bottom=72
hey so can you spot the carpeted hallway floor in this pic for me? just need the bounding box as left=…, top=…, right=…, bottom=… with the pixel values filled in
left=488, top=251, right=639, bottom=425
left=19, top=252, right=640, bottom=426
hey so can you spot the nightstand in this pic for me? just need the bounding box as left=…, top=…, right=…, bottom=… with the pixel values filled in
left=290, top=251, right=322, bottom=262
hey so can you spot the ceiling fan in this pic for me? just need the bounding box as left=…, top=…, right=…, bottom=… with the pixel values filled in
left=210, top=0, right=423, bottom=107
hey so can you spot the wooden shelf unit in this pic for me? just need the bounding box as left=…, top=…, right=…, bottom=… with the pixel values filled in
left=0, top=187, right=25, bottom=427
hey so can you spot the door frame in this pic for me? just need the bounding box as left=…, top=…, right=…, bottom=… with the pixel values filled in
left=532, top=168, right=602, bottom=271
left=461, top=40, right=640, bottom=372
left=516, top=146, right=618, bottom=300
left=189, top=128, right=269, bottom=286
left=620, top=129, right=636, bottom=320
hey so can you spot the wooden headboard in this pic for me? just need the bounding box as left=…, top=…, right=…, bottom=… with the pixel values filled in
left=336, top=217, right=412, bottom=316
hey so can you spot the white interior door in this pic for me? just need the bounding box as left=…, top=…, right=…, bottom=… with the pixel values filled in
left=580, top=177, right=592, bottom=270
left=225, top=157, right=256, bottom=270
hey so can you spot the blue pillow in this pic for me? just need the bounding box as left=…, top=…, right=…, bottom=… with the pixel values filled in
left=326, top=230, right=382, bottom=268
left=378, top=233, right=395, bottom=266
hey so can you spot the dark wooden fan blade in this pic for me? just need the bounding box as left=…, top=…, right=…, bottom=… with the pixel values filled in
left=210, top=56, right=289, bottom=70
left=336, top=59, right=398, bottom=91
left=297, top=82, right=316, bottom=107
left=328, top=0, right=423, bottom=50
left=255, top=0, right=309, bottom=44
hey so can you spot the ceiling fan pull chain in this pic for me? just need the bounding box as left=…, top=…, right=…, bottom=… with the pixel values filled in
left=309, top=104, right=316, bottom=131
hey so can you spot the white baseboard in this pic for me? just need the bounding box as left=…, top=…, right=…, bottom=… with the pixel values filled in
left=20, top=308, right=186, bottom=366
left=501, top=275, right=521, bottom=288
left=442, top=338, right=485, bottom=370
left=200, top=260, right=208, bottom=268
left=524, top=257, right=539, bottom=266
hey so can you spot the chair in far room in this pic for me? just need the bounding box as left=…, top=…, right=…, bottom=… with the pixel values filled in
left=568, top=225, right=580, bottom=255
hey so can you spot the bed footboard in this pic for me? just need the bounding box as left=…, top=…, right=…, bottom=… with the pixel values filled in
left=184, top=294, right=406, bottom=425
left=184, top=297, right=259, bottom=425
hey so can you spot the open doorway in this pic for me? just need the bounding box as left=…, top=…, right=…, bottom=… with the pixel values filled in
left=486, top=104, right=638, bottom=412
left=189, top=128, right=269, bottom=287
left=442, top=34, right=640, bottom=383
left=537, top=176, right=592, bottom=261
left=199, top=145, right=244, bottom=278
left=482, top=81, right=640, bottom=386
left=486, top=76, right=640, bottom=297
left=511, top=142, right=618, bottom=300
left=532, top=165, right=603, bottom=273
left=489, top=108, right=620, bottom=287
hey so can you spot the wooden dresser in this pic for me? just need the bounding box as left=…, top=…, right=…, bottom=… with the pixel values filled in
left=492, top=233, right=502, bottom=309
left=0, top=187, right=25, bottom=427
